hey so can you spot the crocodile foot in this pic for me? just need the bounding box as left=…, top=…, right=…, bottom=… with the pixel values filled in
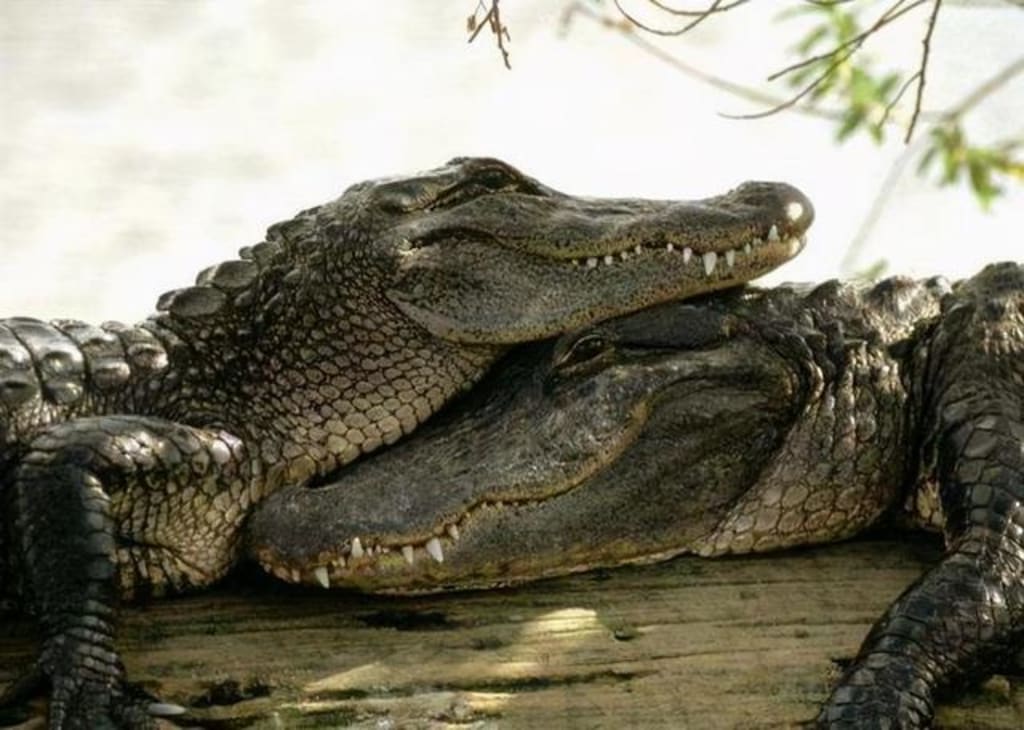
left=0, top=637, right=184, bottom=730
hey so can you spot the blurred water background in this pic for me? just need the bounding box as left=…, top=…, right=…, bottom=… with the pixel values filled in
left=1, top=1, right=1021, bottom=323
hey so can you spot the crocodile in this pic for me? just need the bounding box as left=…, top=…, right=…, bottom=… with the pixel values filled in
left=0, top=156, right=813, bottom=728
left=250, top=262, right=1024, bottom=729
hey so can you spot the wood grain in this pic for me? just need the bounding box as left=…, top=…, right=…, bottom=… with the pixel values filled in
left=2, top=536, right=1021, bottom=729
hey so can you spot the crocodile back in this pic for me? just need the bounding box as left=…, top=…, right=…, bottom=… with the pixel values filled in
left=0, top=317, right=175, bottom=466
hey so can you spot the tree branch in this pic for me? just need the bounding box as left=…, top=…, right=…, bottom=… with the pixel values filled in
left=560, top=1, right=848, bottom=123
left=611, top=0, right=749, bottom=36
left=904, top=0, right=943, bottom=142
left=468, top=0, right=512, bottom=69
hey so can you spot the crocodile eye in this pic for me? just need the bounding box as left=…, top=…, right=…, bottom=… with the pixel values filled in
left=554, top=333, right=611, bottom=372
left=474, top=167, right=518, bottom=191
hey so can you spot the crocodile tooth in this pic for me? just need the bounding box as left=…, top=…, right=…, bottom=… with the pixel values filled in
left=753, top=237, right=764, bottom=247
left=334, top=556, right=347, bottom=569
left=800, top=233, right=808, bottom=246
left=788, top=238, right=801, bottom=256
left=682, top=247, right=692, bottom=264
left=425, top=537, right=444, bottom=563
left=634, top=244, right=642, bottom=254
left=351, top=537, right=365, bottom=559
left=725, top=250, right=736, bottom=268
left=786, top=201, right=804, bottom=222
left=702, top=251, right=717, bottom=276
left=447, top=524, right=460, bottom=541
left=402, top=545, right=415, bottom=565
left=666, top=243, right=674, bottom=252
left=290, top=569, right=300, bottom=583
left=619, top=250, right=629, bottom=261
left=743, top=243, right=752, bottom=255
left=314, top=566, right=330, bottom=589
left=147, top=703, right=188, bottom=718
left=586, top=257, right=598, bottom=268
left=768, top=224, right=780, bottom=243
left=603, top=254, right=614, bottom=265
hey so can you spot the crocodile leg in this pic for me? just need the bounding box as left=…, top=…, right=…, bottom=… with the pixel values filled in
left=817, top=412, right=1024, bottom=727
left=818, top=281, right=1024, bottom=728
left=1, top=415, right=250, bottom=729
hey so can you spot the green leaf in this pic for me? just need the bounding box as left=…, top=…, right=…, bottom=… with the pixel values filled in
left=837, top=109, right=864, bottom=141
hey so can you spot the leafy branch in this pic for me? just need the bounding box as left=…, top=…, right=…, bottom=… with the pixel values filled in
left=466, top=1, right=1023, bottom=224
left=602, top=0, right=1023, bottom=212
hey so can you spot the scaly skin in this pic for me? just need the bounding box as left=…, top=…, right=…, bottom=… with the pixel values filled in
left=250, top=263, right=1024, bottom=728
left=0, top=157, right=813, bottom=729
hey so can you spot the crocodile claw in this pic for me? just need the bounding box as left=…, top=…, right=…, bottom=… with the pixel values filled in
left=0, top=644, right=171, bottom=730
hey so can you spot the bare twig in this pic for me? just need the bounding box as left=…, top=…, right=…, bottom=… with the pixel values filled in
left=879, top=72, right=922, bottom=129
left=561, top=1, right=848, bottom=122
left=904, top=0, right=943, bottom=142
left=645, top=0, right=748, bottom=17
left=723, top=43, right=861, bottom=120
left=612, top=0, right=748, bottom=37
left=468, top=0, right=512, bottom=69
left=610, top=0, right=757, bottom=36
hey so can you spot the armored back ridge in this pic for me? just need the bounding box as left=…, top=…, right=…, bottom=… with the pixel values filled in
left=0, top=157, right=812, bottom=728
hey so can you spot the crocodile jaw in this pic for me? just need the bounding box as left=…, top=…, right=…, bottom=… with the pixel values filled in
left=387, top=178, right=813, bottom=344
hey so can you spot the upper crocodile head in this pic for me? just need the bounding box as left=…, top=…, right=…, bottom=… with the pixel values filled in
left=153, top=156, right=813, bottom=481
left=249, top=274, right=925, bottom=592
left=313, top=156, right=814, bottom=344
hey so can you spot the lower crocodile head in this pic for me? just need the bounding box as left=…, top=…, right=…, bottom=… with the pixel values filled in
left=249, top=286, right=875, bottom=592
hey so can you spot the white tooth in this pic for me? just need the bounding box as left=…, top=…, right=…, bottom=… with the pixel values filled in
left=634, top=244, right=643, bottom=254
left=493, top=500, right=504, bottom=508
left=725, top=250, right=736, bottom=268
left=586, top=257, right=598, bottom=268
left=402, top=545, right=415, bottom=565
left=619, top=251, right=629, bottom=261
left=702, top=251, right=717, bottom=276
left=381, top=546, right=390, bottom=554
left=314, top=566, right=330, bottom=589
left=603, top=254, right=614, bottom=265
left=788, top=238, right=801, bottom=256
left=290, top=569, right=300, bottom=583
left=753, top=237, right=764, bottom=247
left=334, top=556, right=347, bottom=569
left=147, top=702, right=188, bottom=718
left=682, top=247, right=692, bottom=264
left=743, top=243, right=752, bottom=255
left=571, top=259, right=579, bottom=267
left=351, top=537, right=365, bottom=558
left=786, top=201, right=804, bottom=222
left=768, top=224, right=780, bottom=243
left=425, top=537, right=444, bottom=563
left=800, top=234, right=807, bottom=246
left=447, top=524, right=460, bottom=541
left=666, top=243, right=675, bottom=252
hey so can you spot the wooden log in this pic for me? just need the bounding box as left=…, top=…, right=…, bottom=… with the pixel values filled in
left=1, top=535, right=1021, bottom=729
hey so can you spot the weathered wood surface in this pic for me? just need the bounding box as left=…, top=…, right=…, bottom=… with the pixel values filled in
left=2, top=536, right=1022, bottom=729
